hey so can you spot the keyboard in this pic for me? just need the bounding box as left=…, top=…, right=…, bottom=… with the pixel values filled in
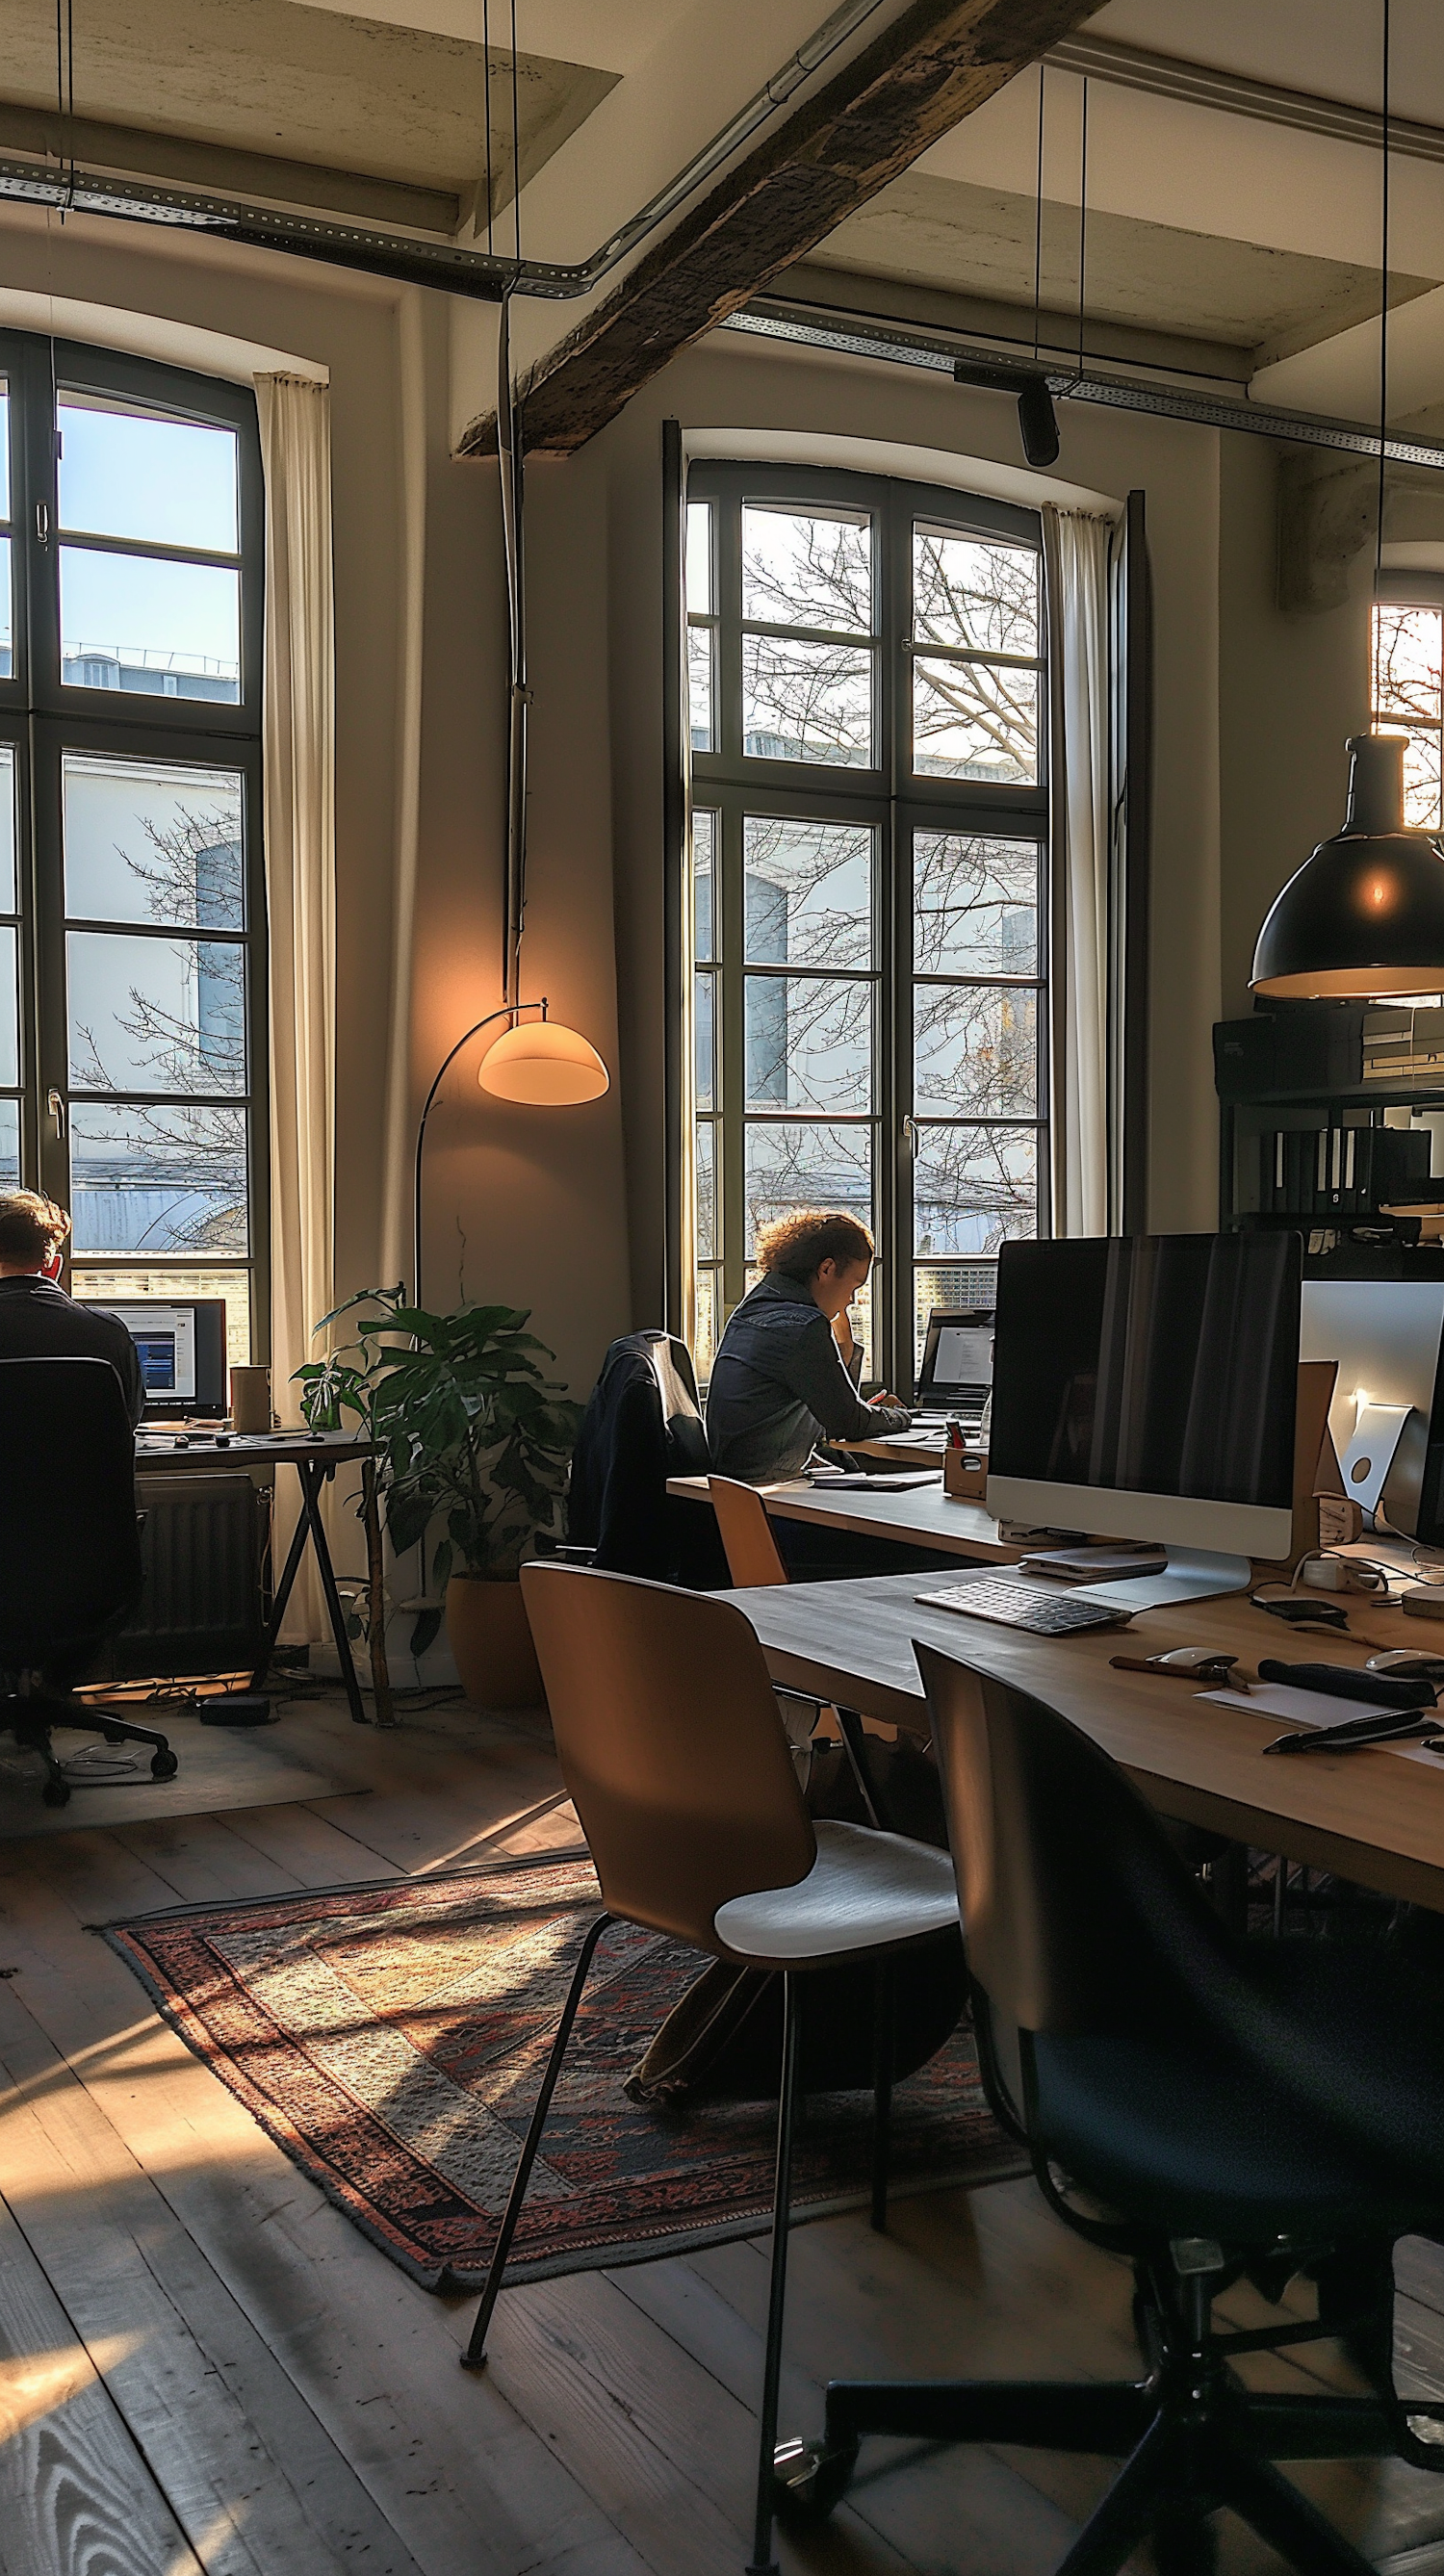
left=917, top=1578, right=1131, bottom=1636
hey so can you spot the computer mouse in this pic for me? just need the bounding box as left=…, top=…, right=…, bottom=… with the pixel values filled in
left=1365, top=1650, right=1444, bottom=1682
left=1153, top=1646, right=1238, bottom=1672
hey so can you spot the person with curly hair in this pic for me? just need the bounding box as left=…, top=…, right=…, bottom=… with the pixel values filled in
left=705, top=1208, right=910, bottom=1481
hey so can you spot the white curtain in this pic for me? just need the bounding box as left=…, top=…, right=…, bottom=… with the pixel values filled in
left=1043, top=505, right=1115, bottom=1237
left=255, top=374, right=336, bottom=1633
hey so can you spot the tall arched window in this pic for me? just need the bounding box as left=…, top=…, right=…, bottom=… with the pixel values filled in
left=0, top=336, right=265, bottom=1363
left=683, top=463, right=1048, bottom=1392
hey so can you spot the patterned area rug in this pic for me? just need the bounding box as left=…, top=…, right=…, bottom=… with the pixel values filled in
left=106, top=1852, right=1021, bottom=2290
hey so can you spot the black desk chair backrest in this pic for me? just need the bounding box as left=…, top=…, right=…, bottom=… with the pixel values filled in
left=0, top=1356, right=143, bottom=1674
left=918, top=1639, right=1235, bottom=2048
left=566, top=1329, right=712, bottom=1578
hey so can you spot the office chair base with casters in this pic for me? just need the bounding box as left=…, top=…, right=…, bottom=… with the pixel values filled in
left=774, top=2247, right=1420, bottom=2576
left=2, top=1684, right=177, bottom=1806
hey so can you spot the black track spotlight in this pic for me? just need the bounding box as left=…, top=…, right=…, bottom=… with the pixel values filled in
left=952, top=358, right=1060, bottom=469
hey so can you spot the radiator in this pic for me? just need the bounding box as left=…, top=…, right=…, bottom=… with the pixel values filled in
left=105, top=1473, right=270, bottom=1681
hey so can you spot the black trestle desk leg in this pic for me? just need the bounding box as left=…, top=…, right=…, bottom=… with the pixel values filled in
left=252, top=1495, right=312, bottom=1693
left=299, top=1465, right=370, bottom=1726
left=749, top=1971, right=800, bottom=2576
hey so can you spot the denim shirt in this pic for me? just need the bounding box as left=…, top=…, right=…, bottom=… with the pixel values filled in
left=704, top=1270, right=911, bottom=1481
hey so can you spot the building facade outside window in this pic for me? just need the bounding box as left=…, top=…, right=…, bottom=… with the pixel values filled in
left=1373, top=587, right=1444, bottom=829
left=683, top=463, right=1048, bottom=1393
left=0, top=335, right=266, bottom=1363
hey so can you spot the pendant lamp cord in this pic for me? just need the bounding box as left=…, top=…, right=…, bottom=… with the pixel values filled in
left=482, top=0, right=493, bottom=256
left=1377, top=0, right=1391, bottom=588
left=1033, top=64, right=1044, bottom=363
left=1076, top=76, right=1088, bottom=381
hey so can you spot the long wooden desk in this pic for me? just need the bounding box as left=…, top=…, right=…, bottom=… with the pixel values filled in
left=724, top=1567, right=1444, bottom=1914
left=667, top=1473, right=1020, bottom=1563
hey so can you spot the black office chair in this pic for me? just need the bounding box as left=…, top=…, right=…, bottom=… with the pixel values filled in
left=0, top=1358, right=177, bottom=1806
left=776, top=1641, right=1444, bottom=2576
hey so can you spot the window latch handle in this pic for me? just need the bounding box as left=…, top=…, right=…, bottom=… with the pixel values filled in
left=902, top=1115, right=918, bottom=1158
left=47, top=1088, right=65, bottom=1139
left=36, top=501, right=49, bottom=545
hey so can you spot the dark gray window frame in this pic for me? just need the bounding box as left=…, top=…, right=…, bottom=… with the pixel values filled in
left=0, top=332, right=268, bottom=1357
left=681, top=458, right=1049, bottom=1398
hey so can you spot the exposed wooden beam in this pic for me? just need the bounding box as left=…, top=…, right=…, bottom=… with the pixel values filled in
left=460, top=0, right=1105, bottom=458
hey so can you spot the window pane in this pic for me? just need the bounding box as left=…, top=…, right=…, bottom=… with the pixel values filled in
left=61, top=548, right=241, bottom=701
left=1401, top=726, right=1443, bottom=832
left=742, top=634, right=873, bottom=765
left=69, top=1101, right=248, bottom=1255
left=693, top=1270, right=717, bottom=1381
left=914, top=1260, right=1004, bottom=1368
left=688, top=622, right=713, bottom=753
left=67, top=931, right=246, bottom=1095
left=0, top=925, right=14, bottom=1086
left=913, top=655, right=1039, bottom=784
left=72, top=1263, right=251, bottom=1365
left=0, top=1096, right=15, bottom=1186
left=915, top=831, right=1039, bottom=975
left=1375, top=605, right=1443, bottom=726
left=746, top=976, right=872, bottom=1112
left=58, top=398, right=239, bottom=554
left=64, top=754, right=244, bottom=928
left=692, top=810, right=715, bottom=960
left=742, top=504, right=872, bottom=634
left=0, top=740, right=13, bottom=912
left=0, top=382, right=9, bottom=524
left=913, top=526, right=1040, bottom=659
left=685, top=502, right=712, bottom=615
left=694, top=970, right=714, bottom=1110
left=695, top=1119, right=716, bottom=1258
left=915, top=985, right=1038, bottom=1120
left=744, top=1120, right=872, bottom=1249
left=743, top=816, right=872, bottom=969
left=0, top=533, right=11, bottom=680
left=914, top=1123, right=1038, bottom=1256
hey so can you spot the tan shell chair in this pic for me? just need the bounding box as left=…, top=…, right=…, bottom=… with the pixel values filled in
left=707, top=1474, right=891, bottom=1831
left=461, top=1561, right=959, bottom=2576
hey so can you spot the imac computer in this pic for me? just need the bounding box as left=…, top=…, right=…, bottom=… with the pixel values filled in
left=987, top=1231, right=1302, bottom=1606
left=1300, top=1278, right=1444, bottom=1540
left=107, top=1299, right=229, bottom=1421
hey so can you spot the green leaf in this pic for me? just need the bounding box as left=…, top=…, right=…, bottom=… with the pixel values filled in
left=409, top=1606, right=443, bottom=1660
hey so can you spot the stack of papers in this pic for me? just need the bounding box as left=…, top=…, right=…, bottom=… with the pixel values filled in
left=1199, top=1680, right=1444, bottom=1762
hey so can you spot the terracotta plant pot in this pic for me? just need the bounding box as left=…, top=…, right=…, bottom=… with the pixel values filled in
left=445, top=1574, right=544, bottom=1711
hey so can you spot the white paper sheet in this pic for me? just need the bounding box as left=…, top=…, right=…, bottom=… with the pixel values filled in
left=1197, top=1681, right=1444, bottom=1764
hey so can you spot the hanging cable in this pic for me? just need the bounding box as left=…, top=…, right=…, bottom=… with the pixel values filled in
left=482, top=0, right=493, bottom=256
left=1032, top=64, right=1044, bottom=364
left=1076, top=75, right=1088, bottom=381
left=1377, top=0, right=1391, bottom=588
left=499, top=7, right=529, bottom=1007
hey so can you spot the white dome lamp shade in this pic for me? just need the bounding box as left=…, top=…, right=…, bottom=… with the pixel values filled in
left=477, top=1013, right=610, bottom=1104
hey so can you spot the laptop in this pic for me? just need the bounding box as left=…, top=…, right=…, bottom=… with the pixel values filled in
left=913, top=1300, right=995, bottom=1428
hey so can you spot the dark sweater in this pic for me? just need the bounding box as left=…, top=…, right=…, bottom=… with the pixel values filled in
left=705, top=1270, right=911, bottom=1481
left=0, top=1275, right=145, bottom=1426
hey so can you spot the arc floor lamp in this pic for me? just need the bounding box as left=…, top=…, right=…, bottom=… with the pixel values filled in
left=412, top=999, right=608, bottom=1308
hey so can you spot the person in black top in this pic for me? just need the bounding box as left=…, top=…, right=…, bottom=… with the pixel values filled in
left=706, top=1208, right=911, bottom=1481
left=0, top=1190, right=144, bottom=1426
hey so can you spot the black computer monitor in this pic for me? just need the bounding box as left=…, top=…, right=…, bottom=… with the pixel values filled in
left=987, top=1232, right=1301, bottom=1559
left=915, top=1305, right=994, bottom=1410
left=108, top=1298, right=229, bottom=1419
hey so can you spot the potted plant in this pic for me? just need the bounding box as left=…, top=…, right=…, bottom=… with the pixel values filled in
left=296, top=1287, right=581, bottom=1709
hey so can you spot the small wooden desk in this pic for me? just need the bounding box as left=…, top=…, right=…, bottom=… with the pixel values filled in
left=667, top=1473, right=1020, bottom=1564
left=134, top=1429, right=385, bottom=1724
left=724, top=1568, right=1444, bottom=1914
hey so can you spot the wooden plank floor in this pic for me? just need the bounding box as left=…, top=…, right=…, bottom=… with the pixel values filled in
left=3, top=1687, right=1444, bottom=2575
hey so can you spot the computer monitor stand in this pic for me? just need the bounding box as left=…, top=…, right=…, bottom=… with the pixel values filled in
left=1070, top=1550, right=1254, bottom=1613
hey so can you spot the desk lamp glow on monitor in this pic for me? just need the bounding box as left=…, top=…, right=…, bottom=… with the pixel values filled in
left=987, top=1232, right=1302, bottom=1608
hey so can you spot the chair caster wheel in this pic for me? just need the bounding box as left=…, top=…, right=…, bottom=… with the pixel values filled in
left=102, top=1726, right=126, bottom=1745
left=42, top=1779, right=70, bottom=1807
left=772, top=2435, right=859, bottom=2523
left=150, top=1751, right=179, bottom=1780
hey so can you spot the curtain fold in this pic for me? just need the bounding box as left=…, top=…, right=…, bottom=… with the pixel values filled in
left=256, top=374, right=336, bottom=1635
left=1044, top=505, right=1115, bottom=1239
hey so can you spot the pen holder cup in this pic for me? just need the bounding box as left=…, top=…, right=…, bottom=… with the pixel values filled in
left=944, top=1447, right=988, bottom=1502
left=230, top=1365, right=271, bottom=1434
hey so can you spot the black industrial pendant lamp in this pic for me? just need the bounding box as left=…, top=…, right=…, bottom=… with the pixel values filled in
left=1251, top=0, right=1444, bottom=1004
